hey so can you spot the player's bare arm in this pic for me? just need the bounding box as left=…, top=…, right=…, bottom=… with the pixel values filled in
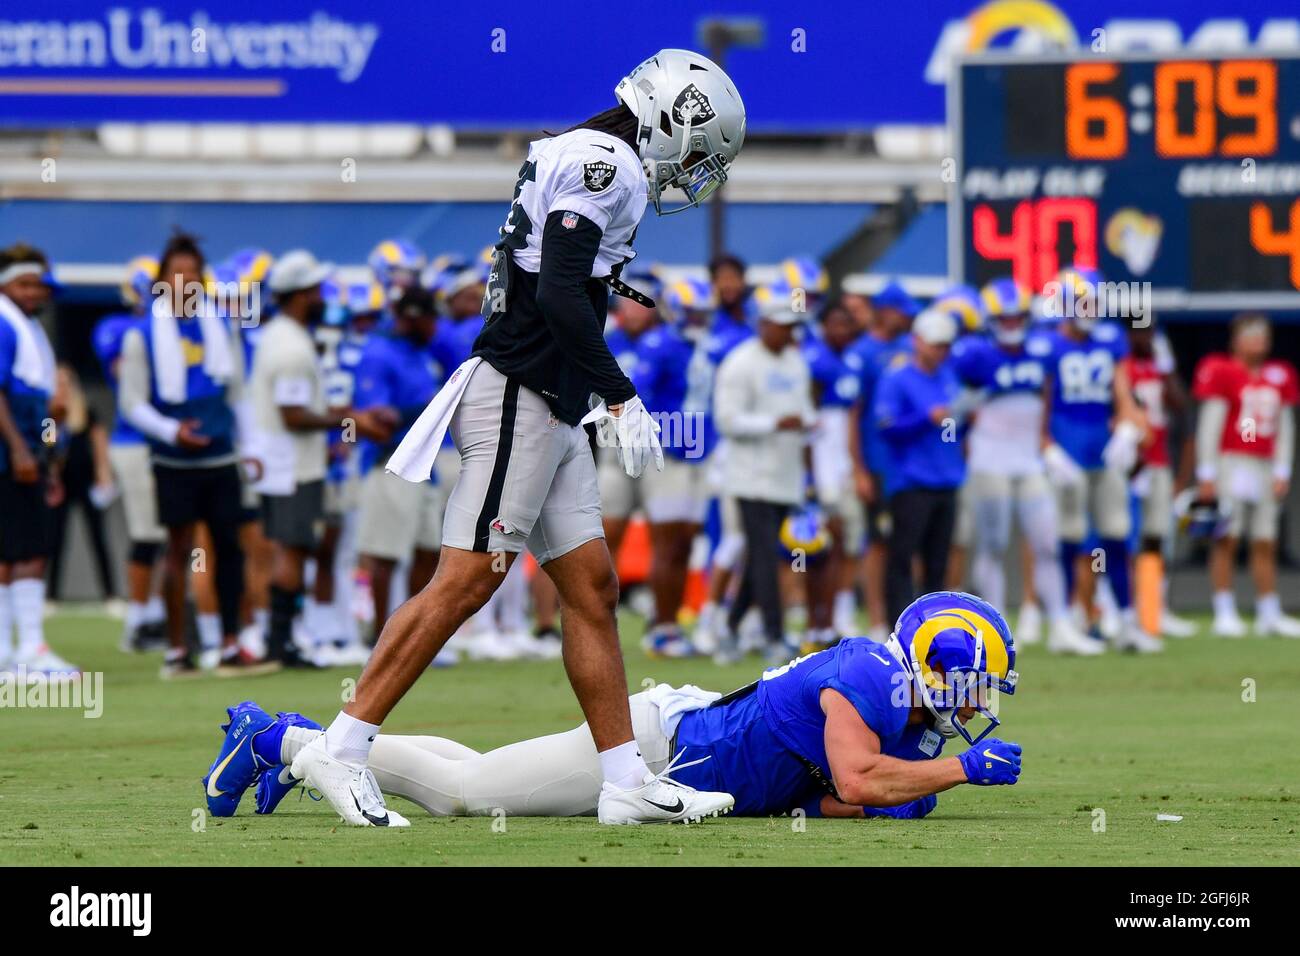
left=820, top=687, right=967, bottom=807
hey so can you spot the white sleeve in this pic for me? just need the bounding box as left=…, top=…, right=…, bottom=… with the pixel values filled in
left=1275, top=406, right=1294, bottom=481
left=545, top=144, right=632, bottom=233
left=118, top=327, right=181, bottom=446
left=714, top=351, right=776, bottom=437
left=1195, top=397, right=1228, bottom=483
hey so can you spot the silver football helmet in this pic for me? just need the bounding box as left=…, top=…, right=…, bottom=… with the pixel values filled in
left=615, top=49, right=746, bottom=215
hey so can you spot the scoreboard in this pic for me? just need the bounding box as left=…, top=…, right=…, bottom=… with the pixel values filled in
left=950, top=53, right=1300, bottom=311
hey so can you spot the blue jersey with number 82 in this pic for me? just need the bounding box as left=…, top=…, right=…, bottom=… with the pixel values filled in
left=1045, top=322, right=1127, bottom=469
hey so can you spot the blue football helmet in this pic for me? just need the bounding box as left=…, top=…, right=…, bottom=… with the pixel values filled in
left=780, top=256, right=829, bottom=296
left=121, top=255, right=159, bottom=310
left=368, top=239, right=426, bottom=293
left=979, top=278, right=1032, bottom=345
left=1048, top=265, right=1103, bottom=330
left=887, top=591, right=1018, bottom=746
left=777, top=503, right=831, bottom=562
left=934, top=282, right=988, bottom=336
left=662, top=276, right=715, bottom=325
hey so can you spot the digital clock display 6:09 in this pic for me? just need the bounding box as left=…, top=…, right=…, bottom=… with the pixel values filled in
left=956, top=54, right=1300, bottom=305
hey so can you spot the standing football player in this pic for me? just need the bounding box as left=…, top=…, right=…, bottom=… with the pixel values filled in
left=290, top=50, right=747, bottom=826
left=1194, top=313, right=1300, bottom=637
left=0, top=244, right=77, bottom=679
left=1040, top=270, right=1159, bottom=653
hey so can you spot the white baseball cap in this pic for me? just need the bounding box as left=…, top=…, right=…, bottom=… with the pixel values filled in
left=761, top=308, right=805, bottom=327
left=268, top=249, right=332, bottom=294
left=912, top=308, right=958, bottom=345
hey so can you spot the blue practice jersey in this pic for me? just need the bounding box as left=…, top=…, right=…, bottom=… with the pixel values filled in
left=0, top=319, right=51, bottom=472
left=849, top=333, right=912, bottom=478
left=672, top=638, right=945, bottom=816
left=1044, top=322, right=1127, bottom=469
left=318, top=327, right=368, bottom=486
left=138, top=317, right=237, bottom=464
left=630, top=324, right=701, bottom=461
left=951, top=332, right=1050, bottom=397
left=801, top=333, right=862, bottom=409
left=440, top=315, right=485, bottom=368
left=604, top=325, right=640, bottom=378
left=873, top=358, right=966, bottom=494
left=92, top=312, right=147, bottom=446
left=353, top=333, right=445, bottom=473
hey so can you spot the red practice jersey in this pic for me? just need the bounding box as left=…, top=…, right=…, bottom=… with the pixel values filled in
left=1122, top=354, right=1170, bottom=467
left=1193, top=353, right=1299, bottom=459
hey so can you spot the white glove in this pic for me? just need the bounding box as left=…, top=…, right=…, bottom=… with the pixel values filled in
left=582, top=396, right=664, bottom=479
left=1043, top=443, right=1085, bottom=487
left=1102, top=420, right=1143, bottom=473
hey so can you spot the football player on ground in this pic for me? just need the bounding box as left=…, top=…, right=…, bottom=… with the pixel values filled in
left=953, top=279, right=1096, bottom=655
left=202, top=591, right=1022, bottom=822
left=288, top=50, right=747, bottom=827
left=92, top=255, right=169, bottom=652
left=1193, top=313, right=1300, bottom=638
left=1040, top=269, right=1160, bottom=653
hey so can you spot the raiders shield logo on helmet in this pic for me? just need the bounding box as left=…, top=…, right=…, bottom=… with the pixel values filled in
left=672, top=84, right=717, bottom=126
left=583, top=161, right=616, bottom=193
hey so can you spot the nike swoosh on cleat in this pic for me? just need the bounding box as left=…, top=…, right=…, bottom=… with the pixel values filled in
left=982, top=749, right=1014, bottom=766
left=353, top=793, right=390, bottom=826
left=644, top=796, right=685, bottom=814
left=207, top=737, right=249, bottom=797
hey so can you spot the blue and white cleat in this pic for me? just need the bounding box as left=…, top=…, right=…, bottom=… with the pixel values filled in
left=202, top=701, right=278, bottom=817
left=252, top=711, right=323, bottom=814
left=642, top=626, right=697, bottom=659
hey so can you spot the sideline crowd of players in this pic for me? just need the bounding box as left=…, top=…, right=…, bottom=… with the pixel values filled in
left=1, top=233, right=1298, bottom=680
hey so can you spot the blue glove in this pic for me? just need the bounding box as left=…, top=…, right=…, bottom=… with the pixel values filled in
left=958, top=738, right=1022, bottom=785
left=863, top=794, right=937, bottom=819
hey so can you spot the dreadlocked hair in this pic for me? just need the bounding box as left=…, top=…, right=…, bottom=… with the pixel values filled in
left=550, top=103, right=640, bottom=151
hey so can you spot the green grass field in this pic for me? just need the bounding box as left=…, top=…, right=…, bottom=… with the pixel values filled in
left=3, top=611, right=1298, bottom=866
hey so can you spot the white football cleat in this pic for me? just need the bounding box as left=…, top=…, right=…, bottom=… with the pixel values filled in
left=466, top=630, right=519, bottom=662
left=1115, top=622, right=1164, bottom=654
left=14, top=646, right=81, bottom=679
left=1047, top=620, right=1105, bottom=656
left=1212, top=613, right=1247, bottom=639
left=1255, top=613, right=1300, bottom=638
left=598, top=754, right=734, bottom=826
left=1015, top=603, right=1043, bottom=645
left=289, top=736, right=410, bottom=827
left=1159, top=610, right=1198, bottom=638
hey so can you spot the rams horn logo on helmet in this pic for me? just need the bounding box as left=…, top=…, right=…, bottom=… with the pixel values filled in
left=583, top=161, right=616, bottom=193
left=672, top=84, right=716, bottom=125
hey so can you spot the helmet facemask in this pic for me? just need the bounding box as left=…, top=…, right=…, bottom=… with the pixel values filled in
left=616, top=49, right=745, bottom=217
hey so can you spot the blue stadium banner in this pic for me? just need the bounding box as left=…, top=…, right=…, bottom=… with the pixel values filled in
left=1, top=1, right=1296, bottom=129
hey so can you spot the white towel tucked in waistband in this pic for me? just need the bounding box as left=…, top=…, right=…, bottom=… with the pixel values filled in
left=386, top=356, right=483, bottom=482
left=646, top=682, right=723, bottom=738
